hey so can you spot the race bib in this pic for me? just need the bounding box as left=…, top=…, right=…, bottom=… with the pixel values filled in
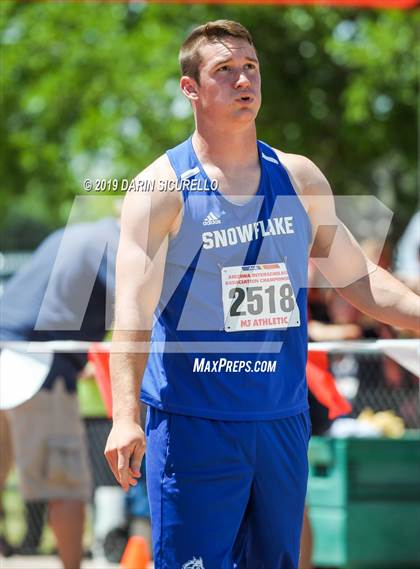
left=221, top=263, right=300, bottom=333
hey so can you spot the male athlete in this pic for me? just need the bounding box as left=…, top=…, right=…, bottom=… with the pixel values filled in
left=105, top=21, right=419, bottom=568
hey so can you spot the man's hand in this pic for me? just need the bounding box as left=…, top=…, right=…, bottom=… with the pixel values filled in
left=105, top=157, right=179, bottom=492
left=104, top=419, right=145, bottom=492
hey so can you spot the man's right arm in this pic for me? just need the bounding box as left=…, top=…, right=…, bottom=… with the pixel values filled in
left=104, top=155, right=181, bottom=491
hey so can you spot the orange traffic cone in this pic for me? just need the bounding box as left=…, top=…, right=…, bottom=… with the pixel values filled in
left=120, top=535, right=151, bottom=569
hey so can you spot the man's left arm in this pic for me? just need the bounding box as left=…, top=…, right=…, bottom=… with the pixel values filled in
left=338, top=261, right=419, bottom=333
left=279, top=151, right=420, bottom=334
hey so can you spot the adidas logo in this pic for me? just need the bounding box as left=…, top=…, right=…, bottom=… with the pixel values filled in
left=202, top=212, right=221, bottom=226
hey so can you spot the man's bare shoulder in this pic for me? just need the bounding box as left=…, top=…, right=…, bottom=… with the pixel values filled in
left=122, top=153, right=182, bottom=235
left=273, top=149, right=332, bottom=197
left=134, top=154, right=179, bottom=197
left=134, top=153, right=176, bottom=182
left=125, top=153, right=182, bottom=213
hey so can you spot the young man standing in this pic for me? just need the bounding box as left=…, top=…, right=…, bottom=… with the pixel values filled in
left=105, top=21, right=419, bottom=568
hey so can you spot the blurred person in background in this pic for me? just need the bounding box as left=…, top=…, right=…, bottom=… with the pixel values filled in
left=309, top=239, right=408, bottom=387
left=330, top=239, right=418, bottom=419
left=307, top=260, right=363, bottom=343
left=0, top=216, right=119, bottom=569
left=0, top=412, right=45, bottom=558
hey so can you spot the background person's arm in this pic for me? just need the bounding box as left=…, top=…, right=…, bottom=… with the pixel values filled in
left=104, top=156, right=181, bottom=491
left=279, top=151, right=420, bottom=334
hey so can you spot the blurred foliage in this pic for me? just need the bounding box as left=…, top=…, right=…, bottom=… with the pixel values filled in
left=1, top=2, right=417, bottom=249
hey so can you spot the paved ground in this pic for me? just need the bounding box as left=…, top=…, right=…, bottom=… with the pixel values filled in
left=0, top=555, right=155, bottom=568
left=0, top=555, right=122, bottom=568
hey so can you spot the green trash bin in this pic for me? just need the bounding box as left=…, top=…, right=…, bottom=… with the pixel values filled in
left=307, top=436, right=420, bottom=568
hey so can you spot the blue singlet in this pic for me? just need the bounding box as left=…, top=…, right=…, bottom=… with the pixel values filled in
left=141, top=137, right=311, bottom=420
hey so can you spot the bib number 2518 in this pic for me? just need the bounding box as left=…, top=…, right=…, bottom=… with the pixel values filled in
left=222, top=263, right=300, bottom=332
left=229, top=284, right=295, bottom=317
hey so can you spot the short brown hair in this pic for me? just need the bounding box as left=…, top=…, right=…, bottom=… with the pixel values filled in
left=179, top=20, right=255, bottom=84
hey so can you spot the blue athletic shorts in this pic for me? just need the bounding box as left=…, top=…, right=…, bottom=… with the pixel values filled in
left=145, top=407, right=311, bottom=569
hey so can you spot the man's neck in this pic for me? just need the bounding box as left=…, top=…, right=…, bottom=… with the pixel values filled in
left=192, top=122, right=258, bottom=172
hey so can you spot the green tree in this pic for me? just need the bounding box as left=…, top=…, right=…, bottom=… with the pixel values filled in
left=1, top=2, right=417, bottom=248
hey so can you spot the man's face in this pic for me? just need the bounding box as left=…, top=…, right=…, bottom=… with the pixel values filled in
left=190, top=37, right=261, bottom=125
